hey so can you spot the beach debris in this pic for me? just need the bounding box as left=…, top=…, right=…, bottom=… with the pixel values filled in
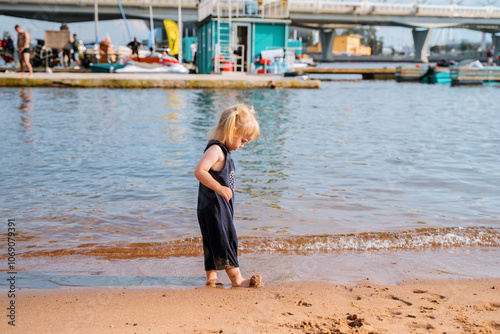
left=125, top=322, right=138, bottom=326
left=287, top=319, right=343, bottom=333
left=391, top=295, right=413, bottom=306
left=407, top=314, right=416, bottom=318
left=297, top=300, right=312, bottom=307
left=347, top=314, right=364, bottom=327
left=249, top=274, right=262, bottom=288
left=413, top=289, right=427, bottom=294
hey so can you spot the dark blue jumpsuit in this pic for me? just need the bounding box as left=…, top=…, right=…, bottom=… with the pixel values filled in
left=197, top=140, right=239, bottom=271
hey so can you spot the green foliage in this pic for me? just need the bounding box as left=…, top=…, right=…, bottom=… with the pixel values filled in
left=302, top=32, right=314, bottom=47
left=430, top=45, right=450, bottom=54
left=342, top=26, right=384, bottom=55
left=459, top=42, right=479, bottom=51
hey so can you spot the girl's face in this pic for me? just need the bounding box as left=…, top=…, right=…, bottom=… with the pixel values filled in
left=226, top=135, right=250, bottom=151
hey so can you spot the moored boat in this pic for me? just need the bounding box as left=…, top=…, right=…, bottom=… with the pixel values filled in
left=89, top=63, right=126, bottom=73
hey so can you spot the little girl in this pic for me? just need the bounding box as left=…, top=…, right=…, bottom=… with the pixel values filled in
left=194, top=104, right=262, bottom=287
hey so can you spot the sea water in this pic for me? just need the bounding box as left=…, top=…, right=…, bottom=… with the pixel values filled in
left=1, top=79, right=499, bottom=288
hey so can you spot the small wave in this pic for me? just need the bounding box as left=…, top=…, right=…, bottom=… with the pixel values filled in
left=16, top=226, right=500, bottom=259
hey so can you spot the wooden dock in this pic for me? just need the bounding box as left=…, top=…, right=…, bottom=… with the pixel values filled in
left=296, top=67, right=396, bottom=80
left=0, top=72, right=321, bottom=89
left=450, top=67, right=500, bottom=86
left=395, top=67, right=428, bottom=82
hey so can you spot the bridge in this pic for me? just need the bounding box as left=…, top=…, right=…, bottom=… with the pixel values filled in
left=287, top=0, right=500, bottom=61
left=2, top=0, right=500, bottom=62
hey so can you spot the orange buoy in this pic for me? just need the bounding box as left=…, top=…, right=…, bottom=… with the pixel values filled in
left=222, top=62, right=233, bottom=72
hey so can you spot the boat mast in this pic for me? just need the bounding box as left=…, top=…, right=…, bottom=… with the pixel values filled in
left=94, top=0, right=99, bottom=44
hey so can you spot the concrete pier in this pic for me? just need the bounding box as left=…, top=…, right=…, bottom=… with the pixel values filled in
left=0, top=72, right=320, bottom=89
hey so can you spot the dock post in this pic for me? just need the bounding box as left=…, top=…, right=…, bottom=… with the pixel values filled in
left=412, top=28, right=432, bottom=63
left=320, top=29, right=335, bottom=61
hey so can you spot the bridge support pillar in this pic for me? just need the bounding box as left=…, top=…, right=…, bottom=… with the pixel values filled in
left=412, top=28, right=432, bottom=63
left=320, top=29, right=335, bottom=61
left=492, top=34, right=500, bottom=54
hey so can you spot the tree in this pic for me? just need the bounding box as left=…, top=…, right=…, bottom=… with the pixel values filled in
left=459, top=42, right=479, bottom=52
left=430, top=45, right=450, bottom=54
left=342, top=26, right=384, bottom=55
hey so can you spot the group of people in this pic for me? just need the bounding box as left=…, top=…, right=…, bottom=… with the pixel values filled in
left=2, top=24, right=82, bottom=78
left=60, top=23, right=83, bottom=69
left=5, top=28, right=199, bottom=78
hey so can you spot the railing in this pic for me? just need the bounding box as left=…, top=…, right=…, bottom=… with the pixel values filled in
left=0, top=0, right=200, bottom=8
left=199, top=0, right=289, bottom=22
left=6, top=0, right=500, bottom=19
left=214, top=43, right=245, bottom=73
left=287, top=0, right=500, bottom=19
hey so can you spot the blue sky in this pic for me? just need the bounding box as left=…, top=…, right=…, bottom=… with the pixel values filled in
left=0, top=14, right=485, bottom=49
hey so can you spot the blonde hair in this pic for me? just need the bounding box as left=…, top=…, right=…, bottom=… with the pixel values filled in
left=208, top=104, right=260, bottom=145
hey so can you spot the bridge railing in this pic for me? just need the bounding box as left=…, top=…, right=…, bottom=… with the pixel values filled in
left=288, top=0, right=500, bottom=19
left=199, top=0, right=289, bottom=21
left=0, top=0, right=201, bottom=7
left=371, top=3, right=414, bottom=16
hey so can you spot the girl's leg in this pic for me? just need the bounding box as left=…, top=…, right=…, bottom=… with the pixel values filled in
left=206, top=270, right=218, bottom=285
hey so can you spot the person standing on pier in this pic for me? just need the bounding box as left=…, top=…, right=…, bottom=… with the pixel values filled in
left=127, top=37, right=142, bottom=57
left=486, top=45, right=495, bottom=66
left=72, top=33, right=81, bottom=69
left=15, top=25, right=33, bottom=78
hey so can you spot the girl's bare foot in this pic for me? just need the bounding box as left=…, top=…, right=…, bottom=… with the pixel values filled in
left=206, top=279, right=218, bottom=287
left=232, top=278, right=251, bottom=287
left=206, top=270, right=218, bottom=286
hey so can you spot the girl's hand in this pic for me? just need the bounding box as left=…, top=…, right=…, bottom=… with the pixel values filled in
left=217, top=185, right=233, bottom=202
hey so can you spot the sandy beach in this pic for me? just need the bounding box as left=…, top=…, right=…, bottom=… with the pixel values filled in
left=2, top=278, right=499, bottom=333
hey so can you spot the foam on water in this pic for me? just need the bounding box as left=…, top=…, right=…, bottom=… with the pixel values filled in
left=10, top=226, right=499, bottom=259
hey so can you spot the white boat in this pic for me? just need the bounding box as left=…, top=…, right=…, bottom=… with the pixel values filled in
left=115, top=61, right=189, bottom=74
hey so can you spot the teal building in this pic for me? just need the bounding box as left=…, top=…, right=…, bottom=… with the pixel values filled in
left=196, top=0, right=291, bottom=74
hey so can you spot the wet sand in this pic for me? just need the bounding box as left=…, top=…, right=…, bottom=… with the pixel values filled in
left=2, top=278, right=499, bottom=333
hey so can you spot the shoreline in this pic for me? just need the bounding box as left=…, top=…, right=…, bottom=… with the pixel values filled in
left=1, top=278, right=499, bottom=333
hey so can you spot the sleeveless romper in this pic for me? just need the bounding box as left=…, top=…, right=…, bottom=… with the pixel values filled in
left=197, top=140, right=239, bottom=271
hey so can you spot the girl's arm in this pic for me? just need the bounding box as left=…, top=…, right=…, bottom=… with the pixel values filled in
left=194, top=145, right=233, bottom=202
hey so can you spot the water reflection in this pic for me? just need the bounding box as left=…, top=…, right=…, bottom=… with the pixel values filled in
left=19, top=87, right=33, bottom=130
left=162, top=91, right=187, bottom=143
